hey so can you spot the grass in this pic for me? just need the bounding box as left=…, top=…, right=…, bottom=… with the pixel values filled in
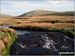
left=0, top=27, right=18, bottom=55
left=0, top=15, right=74, bottom=55
left=10, top=23, right=74, bottom=38
left=42, top=12, right=74, bottom=16
left=0, top=16, right=74, bottom=25
left=0, top=16, right=74, bottom=38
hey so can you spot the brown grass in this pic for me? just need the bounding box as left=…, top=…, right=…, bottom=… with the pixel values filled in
left=0, top=16, right=74, bottom=25
left=0, top=16, right=74, bottom=38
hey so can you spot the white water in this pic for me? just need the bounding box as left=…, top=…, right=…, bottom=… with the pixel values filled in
left=42, top=34, right=57, bottom=51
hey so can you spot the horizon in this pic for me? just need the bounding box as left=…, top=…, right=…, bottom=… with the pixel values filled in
left=1, top=0, right=74, bottom=16
left=1, top=10, right=74, bottom=16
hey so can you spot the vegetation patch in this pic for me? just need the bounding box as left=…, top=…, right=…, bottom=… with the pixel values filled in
left=0, top=27, right=18, bottom=55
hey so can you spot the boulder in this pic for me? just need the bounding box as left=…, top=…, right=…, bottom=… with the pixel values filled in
left=10, top=32, right=74, bottom=55
left=10, top=34, right=45, bottom=55
left=19, top=46, right=58, bottom=55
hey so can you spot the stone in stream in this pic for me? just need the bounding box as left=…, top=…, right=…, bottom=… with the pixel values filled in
left=10, top=32, right=74, bottom=55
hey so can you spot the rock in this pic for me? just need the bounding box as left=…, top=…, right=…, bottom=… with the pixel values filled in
left=10, top=34, right=46, bottom=55
left=0, top=40, right=5, bottom=50
left=18, top=46, right=58, bottom=55
left=10, top=32, right=74, bottom=55
left=47, top=32, right=74, bottom=52
left=14, top=34, right=45, bottom=46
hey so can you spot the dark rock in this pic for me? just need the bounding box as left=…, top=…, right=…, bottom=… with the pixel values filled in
left=47, top=32, right=74, bottom=52
left=10, top=34, right=46, bottom=55
left=18, top=46, right=58, bottom=55
left=10, top=32, right=74, bottom=55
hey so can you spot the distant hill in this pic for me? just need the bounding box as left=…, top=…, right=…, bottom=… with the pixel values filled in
left=0, top=14, right=16, bottom=18
left=19, top=10, right=74, bottom=17
left=19, top=10, right=57, bottom=17
left=42, top=11, right=74, bottom=16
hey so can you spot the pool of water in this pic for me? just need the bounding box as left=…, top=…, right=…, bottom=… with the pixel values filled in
left=15, top=30, right=31, bottom=35
left=0, top=25, right=31, bottom=35
left=0, top=25, right=10, bottom=28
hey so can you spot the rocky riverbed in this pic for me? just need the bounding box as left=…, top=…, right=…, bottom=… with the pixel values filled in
left=10, top=32, right=74, bottom=55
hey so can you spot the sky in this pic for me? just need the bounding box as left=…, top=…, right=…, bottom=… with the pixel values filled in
left=1, top=0, right=74, bottom=16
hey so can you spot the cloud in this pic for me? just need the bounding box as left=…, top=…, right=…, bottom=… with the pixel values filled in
left=46, top=0, right=74, bottom=6
left=47, top=1, right=60, bottom=5
left=1, top=1, right=50, bottom=16
left=1, top=0, right=74, bottom=16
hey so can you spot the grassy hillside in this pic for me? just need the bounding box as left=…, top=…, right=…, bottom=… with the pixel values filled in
left=42, top=11, right=74, bottom=16
left=19, top=10, right=74, bottom=17
left=19, top=10, right=56, bottom=17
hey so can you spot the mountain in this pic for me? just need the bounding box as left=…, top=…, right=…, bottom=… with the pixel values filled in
left=42, top=11, right=74, bottom=16
left=0, top=14, right=16, bottom=18
left=19, top=10, right=57, bottom=17
left=19, top=10, right=74, bottom=17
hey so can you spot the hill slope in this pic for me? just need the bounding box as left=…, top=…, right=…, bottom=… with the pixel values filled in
left=19, top=10, right=74, bottom=17
left=42, top=11, right=74, bottom=16
left=0, top=14, right=16, bottom=18
left=19, top=10, right=57, bottom=17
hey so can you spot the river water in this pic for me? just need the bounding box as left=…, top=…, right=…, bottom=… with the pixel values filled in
left=0, top=25, right=74, bottom=41
left=0, top=25, right=31, bottom=35
left=0, top=25, right=74, bottom=54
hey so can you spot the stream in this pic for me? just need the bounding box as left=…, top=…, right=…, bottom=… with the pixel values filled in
left=0, top=25, right=74, bottom=55
left=0, top=25, right=31, bottom=35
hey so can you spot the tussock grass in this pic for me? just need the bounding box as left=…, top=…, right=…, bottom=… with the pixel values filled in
left=0, top=16, right=74, bottom=25
left=0, top=16, right=74, bottom=38
left=10, top=23, right=74, bottom=38
left=0, top=27, right=18, bottom=55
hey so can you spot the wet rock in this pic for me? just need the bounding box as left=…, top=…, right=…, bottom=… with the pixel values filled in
left=10, top=42, right=25, bottom=55
left=10, top=32, right=74, bottom=55
left=19, top=46, right=58, bottom=55
left=10, top=34, right=45, bottom=55
left=47, top=32, right=74, bottom=52
left=16, top=34, right=45, bottom=46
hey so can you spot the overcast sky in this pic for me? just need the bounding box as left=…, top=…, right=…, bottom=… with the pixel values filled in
left=1, top=0, right=74, bottom=16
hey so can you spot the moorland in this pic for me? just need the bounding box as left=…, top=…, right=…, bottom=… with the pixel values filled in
left=0, top=10, right=74, bottom=55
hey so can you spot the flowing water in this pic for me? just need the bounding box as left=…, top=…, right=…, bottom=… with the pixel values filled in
left=42, top=34, right=58, bottom=51
left=0, top=25, right=57, bottom=50
left=0, top=25, right=74, bottom=54
left=0, top=25, right=10, bottom=28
